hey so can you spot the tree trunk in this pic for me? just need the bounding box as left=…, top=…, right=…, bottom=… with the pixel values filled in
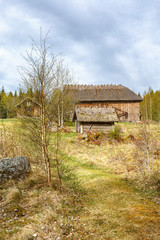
left=55, top=126, right=62, bottom=191
left=41, top=81, right=52, bottom=187
left=61, top=98, right=64, bottom=128
left=58, top=103, right=61, bottom=126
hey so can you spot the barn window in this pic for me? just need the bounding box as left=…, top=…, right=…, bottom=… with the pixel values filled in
left=27, top=101, right=31, bottom=107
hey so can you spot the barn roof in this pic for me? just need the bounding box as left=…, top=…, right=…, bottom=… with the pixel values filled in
left=66, top=84, right=142, bottom=102
left=15, top=97, right=40, bottom=107
left=73, top=106, right=119, bottom=122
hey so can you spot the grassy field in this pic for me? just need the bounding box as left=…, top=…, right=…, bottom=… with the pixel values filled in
left=0, top=118, right=18, bottom=124
left=0, top=120, right=160, bottom=239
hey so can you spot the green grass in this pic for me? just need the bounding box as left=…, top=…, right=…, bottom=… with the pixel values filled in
left=0, top=118, right=19, bottom=129
left=63, top=153, right=160, bottom=239
left=0, top=121, right=160, bottom=239
left=64, top=120, right=75, bottom=127
left=51, top=131, right=77, bottom=139
left=0, top=118, right=18, bottom=123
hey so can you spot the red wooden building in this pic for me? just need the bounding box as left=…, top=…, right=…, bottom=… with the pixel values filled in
left=68, top=84, right=142, bottom=133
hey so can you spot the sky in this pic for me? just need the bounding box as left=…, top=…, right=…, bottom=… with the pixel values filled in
left=0, top=0, right=160, bottom=95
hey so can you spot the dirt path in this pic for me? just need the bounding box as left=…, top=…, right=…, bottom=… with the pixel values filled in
left=71, top=157, right=160, bottom=240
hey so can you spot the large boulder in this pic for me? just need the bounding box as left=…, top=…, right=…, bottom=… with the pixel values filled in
left=0, top=157, right=31, bottom=181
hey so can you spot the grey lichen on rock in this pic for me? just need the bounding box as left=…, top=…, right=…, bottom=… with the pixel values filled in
left=0, top=157, right=31, bottom=181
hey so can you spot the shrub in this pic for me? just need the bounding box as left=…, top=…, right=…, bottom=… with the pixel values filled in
left=108, top=125, right=122, bottom=141
left=85, top=132, right=102, bottom=145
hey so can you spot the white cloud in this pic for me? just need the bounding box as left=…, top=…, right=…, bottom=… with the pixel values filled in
left=0, top=48, right=23, bottom=91
left=0, top=0, right=160, bottom=94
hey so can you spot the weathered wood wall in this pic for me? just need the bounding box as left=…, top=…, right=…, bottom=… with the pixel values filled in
left=33, top=106, right=40, bottom=117
left=17, top=103, right=40, bottom=118
left=77, top=122, right=114, bottom=133
left=77, top=102, right=140, bottom=122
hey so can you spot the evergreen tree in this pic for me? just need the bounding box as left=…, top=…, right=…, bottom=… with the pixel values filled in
left=0, top=87, right=7, bottom=118
left=6, top=91, right=17, bottom=118
left=14, top=91, right=18, bottom=98
left=19, top=88, right=25, bottom=101
left=26, top=88, right=34, bottom=98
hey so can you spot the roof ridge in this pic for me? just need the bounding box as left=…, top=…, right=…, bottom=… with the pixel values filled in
left=15, top=97, right=40, bottom=107
left=67, top=84, right=122, bottom=90
left=65, top=84, right=142, bottom=101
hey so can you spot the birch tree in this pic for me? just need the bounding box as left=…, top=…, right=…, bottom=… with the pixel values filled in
left=52, top=58, right=74, bottom=127
left=19, top=30, right=57, bottom=186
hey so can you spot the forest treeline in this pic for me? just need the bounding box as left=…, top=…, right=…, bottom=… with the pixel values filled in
left=0, top=85, right=73, bottom=125
left=0, top=86, right=160, bottom=121
left=140, top=88, right=160, bottom=121
left=0, top=87, right=37, bottom=118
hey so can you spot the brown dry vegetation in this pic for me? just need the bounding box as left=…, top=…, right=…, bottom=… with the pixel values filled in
left=68, top=123, right=160, bottom=193
left=0, top=120, right=160, bottom=239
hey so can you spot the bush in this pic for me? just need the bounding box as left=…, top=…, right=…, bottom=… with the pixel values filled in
left=85, top=132, right=103, bottom=145
left=108, top=125, right=122, bottom=141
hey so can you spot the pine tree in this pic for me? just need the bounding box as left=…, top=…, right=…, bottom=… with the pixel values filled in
left=0, top=87, right=7, bottom=118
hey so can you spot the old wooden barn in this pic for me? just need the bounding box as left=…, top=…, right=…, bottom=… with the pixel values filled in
left=16, top=97, right=40, bottom=118
left=73, top=106, right=119, bottom=133
left=69, top=84, right=142, bottom=133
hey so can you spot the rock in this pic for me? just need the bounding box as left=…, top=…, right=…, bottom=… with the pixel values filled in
left=33, top=233, right=38, bottom=238
left=82, top=133, right=88, bottom=139
left=0, top=157, right=31, bottom=181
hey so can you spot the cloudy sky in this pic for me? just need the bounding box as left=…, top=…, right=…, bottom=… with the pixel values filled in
left=0, top=0, right=160, bottom=94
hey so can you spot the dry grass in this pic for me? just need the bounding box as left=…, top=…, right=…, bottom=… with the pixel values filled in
left=5, top=188, right=21, bottom=204
left=0, top=120, right=26, bottom=159
left=0, top=121, right=160, bottom=239
left=0, top=170, right=86, bottom=240
left=78, top=170, right=160, bottom=240
left=65, top=123, right=160, bottom=191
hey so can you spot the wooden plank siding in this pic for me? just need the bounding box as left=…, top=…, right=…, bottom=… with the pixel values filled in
left=80, top=122, right=114, bottom=133
left=77, top=102, right=140, bottom=122
left=69, top=84, right=142, bottom=133
left=16, top=98, right=41, bottom=118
